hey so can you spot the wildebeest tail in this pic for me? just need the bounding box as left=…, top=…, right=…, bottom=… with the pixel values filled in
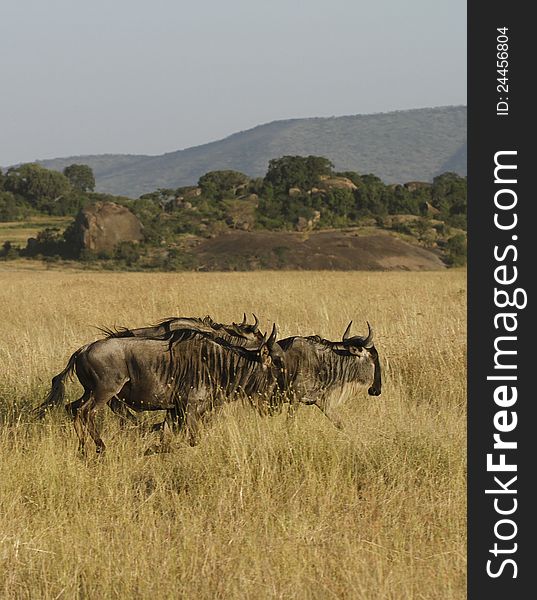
left=32, top=347, right=82, bottom=418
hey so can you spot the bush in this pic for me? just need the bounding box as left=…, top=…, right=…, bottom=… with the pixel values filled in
left=0, top=192, right=33, bottom=221
left=0, top=241, right=19, bottom=260
left=445, top=234, right=467, bottom=267
left=445, top=214, right=467, bottom=230
left=23, top=228, right=65, bottom=257
left=114, top=242, right=141, bottom=266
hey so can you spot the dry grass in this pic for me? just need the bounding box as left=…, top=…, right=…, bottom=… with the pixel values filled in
left=0, top=269, right=466, bottom=599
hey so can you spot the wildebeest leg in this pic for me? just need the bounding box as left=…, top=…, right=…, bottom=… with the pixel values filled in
left=185, top=401, right=203, bottom=447
left=313, top=402, right=344, bottom=430
left=109, top=396, right=138, bottom=427
left=66, top=393, right=136, bottom=427
left=74, top=400, right=105, bottom=454
left=144, top=420, right=174, bottom=455
left=285, top=392, right=303, bottom=426
left=65, top=390, right=90, bottom=418
left=286, top=398, right=299, bottom=422
left=169, top=405, right=185, bottom=434
left=150, top=405, right=184, bottom=434
left=73, top=398, right=89, bottom=453
left=75, top=386, right=123, bottom=454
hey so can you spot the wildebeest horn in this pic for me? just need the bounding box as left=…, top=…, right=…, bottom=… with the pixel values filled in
left=363, top=321, right=374, bottom=348
left=342, top=321, right=353, bottom=340
left=252, top=313, right=259, bottom=332
left=241, top=313, right=247, bottom=326
left=267, top=323, right=278, bottom=348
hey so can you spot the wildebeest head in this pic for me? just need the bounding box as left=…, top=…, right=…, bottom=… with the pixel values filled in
left=201, top=313, right=265, bottom=343
left=230, top=323, right=282, bottom=369
left=340, top=321, right=382, bottom=396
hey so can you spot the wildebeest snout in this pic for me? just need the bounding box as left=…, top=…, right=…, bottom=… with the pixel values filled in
left=368, top=385, right=381, bottom=396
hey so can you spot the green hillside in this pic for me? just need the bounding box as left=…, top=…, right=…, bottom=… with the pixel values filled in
left=36, top=106, right=466, bottom=198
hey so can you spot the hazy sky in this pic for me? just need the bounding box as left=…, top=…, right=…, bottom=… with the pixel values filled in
left=1, top=0, right=466, bottom=166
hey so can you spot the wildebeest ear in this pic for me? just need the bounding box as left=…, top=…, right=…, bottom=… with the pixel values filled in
left=348, top=345, right=364, bottom=356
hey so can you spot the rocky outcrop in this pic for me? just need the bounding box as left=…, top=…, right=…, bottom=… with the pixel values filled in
left=404, top=181, right=431, bottom=192
left=317, top=177, right=358, bottom=191
left=72, top=202, right=144, bottom=252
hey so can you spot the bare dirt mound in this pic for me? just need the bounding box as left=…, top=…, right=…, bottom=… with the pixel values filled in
left=189, top=228, right=445, bottom=271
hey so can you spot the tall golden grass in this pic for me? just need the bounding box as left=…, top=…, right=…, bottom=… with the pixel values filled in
left=0, top=269, right=466, bottom=599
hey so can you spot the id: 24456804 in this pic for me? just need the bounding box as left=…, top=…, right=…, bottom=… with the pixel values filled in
left=496, top=27, right=510, bottom=116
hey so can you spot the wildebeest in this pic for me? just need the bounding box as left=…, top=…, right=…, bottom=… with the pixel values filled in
left=56, top=325, right=281, bottom=453
left=94, top=313, right=268, bottom=429
left=32, top=314, right=265, bottom=422
left=35, top=314, right=381, bottom=452
left=275, top=321, right=381, bottom=429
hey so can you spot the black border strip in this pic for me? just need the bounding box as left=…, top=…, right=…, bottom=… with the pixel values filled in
left=468, top=3, right=532, bottom=597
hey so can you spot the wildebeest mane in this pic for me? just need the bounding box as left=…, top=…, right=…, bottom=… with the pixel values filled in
left=96, top=325, right=136, bottom=338
left=304, top=334, right=369, bottom=349
left=97, top=317, right=208, bottom=339
left=97, top=315, right=258, bottom=341
left=278, top=335, right=366, bottom=353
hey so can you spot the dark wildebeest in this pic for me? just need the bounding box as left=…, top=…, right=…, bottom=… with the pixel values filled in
left=33, top=314, right=265, bottom=423
left=275, top=321, right=381, bottom=429
left=61, top=325, right=281, bottom=453
left=93, top=313, right=268, bottom=428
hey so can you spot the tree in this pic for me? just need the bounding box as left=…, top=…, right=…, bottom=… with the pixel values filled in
left=63, top=164, right=95, bottom=192
left=354, top=174, right=388, bottom=216
left=431, top=172, right=467, bottom=216
left=0, top=191, right=31, bottom=221
left=264, top=155, right=334, bottom=192
left=386, top=185, right=420, bottom=215
left=3, top=163, right=71, bottom=206
left=198, top=170, right=249, bottom=200
left=445, top=233, right=467, bottom=266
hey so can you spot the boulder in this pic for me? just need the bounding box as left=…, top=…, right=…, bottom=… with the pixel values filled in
left=422, top=201, right=441, bottom=216
left=183, top=187, right=202, bottom=199
left=295, top=216, right=313, bottom=232
left=404, top=181, right=431, bottom=192
left=317, top=177, right=358, bottom=191
left=72, top=202, right=144, bottom=253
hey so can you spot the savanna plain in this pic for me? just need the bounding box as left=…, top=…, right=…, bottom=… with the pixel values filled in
left=0, top=266, right=466, bottom=599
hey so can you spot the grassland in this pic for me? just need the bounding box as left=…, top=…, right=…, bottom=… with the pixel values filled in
left=0, top=216, right=71, bottom=246
left=0, top=269, right=466, bottom=599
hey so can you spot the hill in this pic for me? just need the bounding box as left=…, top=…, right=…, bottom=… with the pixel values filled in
left=36, top=106, right=466, bottom=198
left=186, top=228, right=446, bottom=271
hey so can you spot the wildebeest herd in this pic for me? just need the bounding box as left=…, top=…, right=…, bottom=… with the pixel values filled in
left=33, top=314, right=382, bottom=454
